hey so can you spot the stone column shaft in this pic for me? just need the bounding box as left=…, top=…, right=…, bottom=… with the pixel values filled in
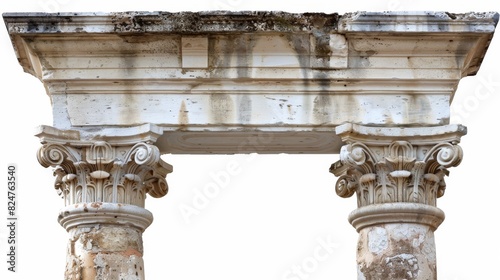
left=331, top=124, right=465, bottom=279
left=62, top=204, right=151, bottom=279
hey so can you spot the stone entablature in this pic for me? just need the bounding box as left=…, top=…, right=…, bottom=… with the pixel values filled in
left=4, top=11, right=497, bottom=154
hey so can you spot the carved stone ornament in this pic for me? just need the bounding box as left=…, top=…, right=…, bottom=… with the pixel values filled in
left=37, top=140, right=172, bottom=208
left=330, top=124, right=465, bottom=208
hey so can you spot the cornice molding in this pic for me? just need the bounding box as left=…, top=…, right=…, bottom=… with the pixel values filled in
left=4, top=11, right=497, bottom=34
left=339, top=11, right=498, bottom=33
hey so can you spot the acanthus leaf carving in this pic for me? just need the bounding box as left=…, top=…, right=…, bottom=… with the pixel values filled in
left=37, top=141, right=172, bottom=207
left=332, top=140, right=463, bottom=207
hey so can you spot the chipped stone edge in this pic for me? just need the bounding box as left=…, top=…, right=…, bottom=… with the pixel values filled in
left=339, top=11, right=499, bottom=33
left=35, top=124, right=163, bottom=146
left=2, top=11, right=340, bottom=34
left=3, top=11, right=498, bottom=34
left=335, top=123, right=467, bottom=145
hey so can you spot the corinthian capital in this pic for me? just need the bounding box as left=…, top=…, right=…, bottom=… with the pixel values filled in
left=36, top=126, right=172, bottom=207
left=330, top=124, right=465, bottom=208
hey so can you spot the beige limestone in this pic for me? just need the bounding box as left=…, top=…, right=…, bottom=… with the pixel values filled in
left=35, top=126, right=170, bottom=280
left=3, top=11, right=498, bottom=280
left=330, top=124, right=464, bottom=279
left=4, top=11, right=497, bottom=154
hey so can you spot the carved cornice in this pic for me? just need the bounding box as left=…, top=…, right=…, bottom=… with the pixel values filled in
left=36, top=127, right=172, bottom=208
left=330, top=124, right=465, bottom=208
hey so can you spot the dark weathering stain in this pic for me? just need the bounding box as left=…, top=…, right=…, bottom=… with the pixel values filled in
left=312, top=73, right=336, bottom=124
left=210, top=94, right=234, bottom=124
left=313, top=94, right=333, bottom=124
left=178, top=100, right=189, bottom=127
left=359, top=253, right=420, bottom=280
left=238, top=95, right=252, bottom=124
left=209, top=34, right=256, bottom=79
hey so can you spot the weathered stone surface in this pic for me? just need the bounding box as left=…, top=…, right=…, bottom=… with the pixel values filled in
left=357, top=223, right=437, bottom=280
left=4, top=11, right=498, bottom=154
left=330, top=124, right=464, bottom=279
left=66, top=225, right=145, bottom=280
left=330, top=124, right=465, bottom=207
left=3, top=10, right=498, bottom=280
left=36, top=126, right=171, bottom=207
left=35, top=126, right=168, bottom=280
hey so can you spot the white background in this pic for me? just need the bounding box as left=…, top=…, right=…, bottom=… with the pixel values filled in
left=0, top=1, right=499, bottom=279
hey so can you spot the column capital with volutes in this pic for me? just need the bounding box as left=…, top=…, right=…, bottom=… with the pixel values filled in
left=330, top=124, right=465, bottom=210
left=35, top=125, right=172, bottom=212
